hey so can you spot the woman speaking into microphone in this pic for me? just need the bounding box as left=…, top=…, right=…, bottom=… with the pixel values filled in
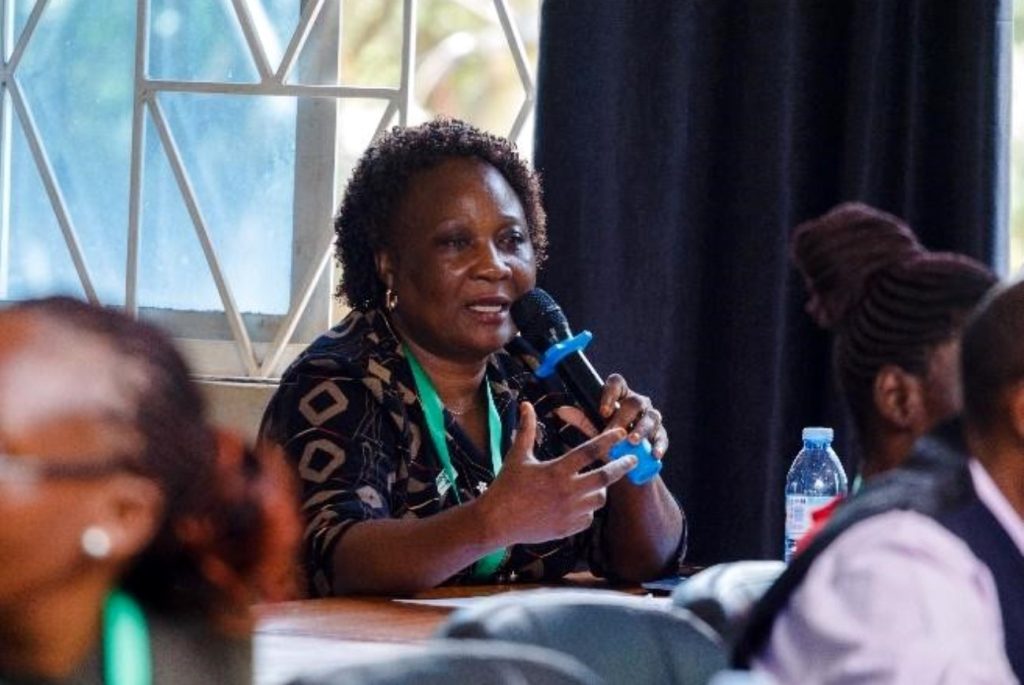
left=261, top=118, right=685, bottom=595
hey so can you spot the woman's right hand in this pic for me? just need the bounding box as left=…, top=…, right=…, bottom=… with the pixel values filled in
left=477, top=402, right=636, bottom=547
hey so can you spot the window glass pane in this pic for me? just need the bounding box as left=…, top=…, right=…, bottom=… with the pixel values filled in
left=337, top=0, right=538, bottom=154
left=340, top=1, right=402, bottom=87
left=137, top=115, right=220, bottom=312
left=288, top=1, right=342, bottom=86
left=247, top=0, right=300, bottom=71
left=420, top=0, right=538, bottom=155
left=12, top=0, right=135, bottom=305
left=336, top=98, right=394, bottom=190
left=418, top=0, right=493, bottom=100
left=13, top=0, right=34, bottom=46
left=149, top=0, right=259, bottom=83
left=1011, top=0, right=1024, bottom=270
left=6, top=117, right=86, bottom=301
left=139, top=93, right=295, bottom=314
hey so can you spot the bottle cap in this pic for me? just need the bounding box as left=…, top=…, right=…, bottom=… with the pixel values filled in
left=802, top=426, right=834, bottom=442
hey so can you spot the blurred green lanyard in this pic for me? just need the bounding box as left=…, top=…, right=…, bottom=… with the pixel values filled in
left=103, top=590, right=151, bottom=685
left=403, top=345, right=506, bottom=579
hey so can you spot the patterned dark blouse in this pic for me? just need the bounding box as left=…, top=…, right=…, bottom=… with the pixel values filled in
left=261, top=308, right=640, bottom=597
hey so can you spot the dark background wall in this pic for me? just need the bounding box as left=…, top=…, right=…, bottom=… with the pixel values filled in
left=533, top=0, right=1010, bottom=565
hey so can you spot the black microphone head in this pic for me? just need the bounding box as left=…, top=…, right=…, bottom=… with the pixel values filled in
left=511, top=288, right=573, bottom=350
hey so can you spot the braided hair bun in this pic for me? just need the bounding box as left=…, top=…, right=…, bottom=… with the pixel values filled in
left=791, top=202, right=923, bottom=329
left=790, top=204, right=997, bottom=440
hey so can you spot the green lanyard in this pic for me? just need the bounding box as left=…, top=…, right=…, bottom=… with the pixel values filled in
left=102, top=590, right=151, bottom=685
left=403, top=345, right=506, bottom=579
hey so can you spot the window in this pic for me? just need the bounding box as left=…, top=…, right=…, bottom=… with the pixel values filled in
left=1011, top=0, right=1024, bottom=270
left=0, top=0, right=538, bottom=378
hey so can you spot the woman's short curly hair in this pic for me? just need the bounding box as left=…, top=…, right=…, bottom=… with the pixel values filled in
left=335, top=117, right=547, bottom=310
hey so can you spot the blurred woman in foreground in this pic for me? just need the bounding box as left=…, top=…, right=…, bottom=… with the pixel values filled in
left=0, top=297, right=299, bottom=683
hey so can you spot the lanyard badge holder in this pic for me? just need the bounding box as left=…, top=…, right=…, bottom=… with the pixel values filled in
left=404, top=346, right=507, bottom=580
left=534, top=331, right=661, bottom=485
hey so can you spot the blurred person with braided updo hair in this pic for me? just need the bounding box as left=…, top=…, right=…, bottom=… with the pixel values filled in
left=0, top=297, right=299, bottom=683
left=791, top=202, right=997, bottom=480
left=792, top=202, right=923, bottom=330
left=731, top=206, right=1016, bottom=683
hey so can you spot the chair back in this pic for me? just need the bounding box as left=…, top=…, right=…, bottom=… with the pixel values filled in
left=436, top=589, right=727, bottom=685
left=286, top=638, right=604, bottom=685
left=671, top=561, right=786, bottom=644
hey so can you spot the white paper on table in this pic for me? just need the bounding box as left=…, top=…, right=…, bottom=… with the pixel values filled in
left=395, top=594, right=672, bottom=610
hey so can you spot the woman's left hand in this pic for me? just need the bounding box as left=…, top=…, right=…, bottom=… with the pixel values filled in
left=599, top=374, right=668, bottom=459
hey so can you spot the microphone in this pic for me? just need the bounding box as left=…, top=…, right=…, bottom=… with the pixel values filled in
left=510, top=288, right=662, bottom=485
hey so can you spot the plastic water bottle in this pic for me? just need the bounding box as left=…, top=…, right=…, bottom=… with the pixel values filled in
left=784, top=427, right=848, bottom=563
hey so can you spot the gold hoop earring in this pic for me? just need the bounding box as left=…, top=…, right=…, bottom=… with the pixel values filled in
left=385, top=288, right=398, bottom=312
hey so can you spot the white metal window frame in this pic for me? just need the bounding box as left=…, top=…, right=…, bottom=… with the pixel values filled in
left=0, top=0, right=535, bottom=381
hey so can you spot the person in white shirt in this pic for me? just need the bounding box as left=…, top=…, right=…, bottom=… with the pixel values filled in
left=741, top=280, right=1024, bottom=684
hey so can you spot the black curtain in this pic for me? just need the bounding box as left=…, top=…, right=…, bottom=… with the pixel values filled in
left=533, top=0, right=1010, bottom=565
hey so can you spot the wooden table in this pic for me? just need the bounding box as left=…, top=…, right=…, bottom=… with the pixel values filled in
left=255, top=595, right=454, bottom=645
left=252, top=573, right=646, bottom=684
left=254, top=572, right=631, bottom=644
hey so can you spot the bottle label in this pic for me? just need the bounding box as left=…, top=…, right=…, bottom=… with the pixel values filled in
left=784, top=495, right=835, bottom=563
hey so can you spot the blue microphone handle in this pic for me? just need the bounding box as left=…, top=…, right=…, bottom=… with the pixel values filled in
left=534, top=331, right=662, bottom=485
left=610, top=437, right=662, bottom=485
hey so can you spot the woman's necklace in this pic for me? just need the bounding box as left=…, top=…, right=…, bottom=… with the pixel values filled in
left=444, top=392, right=477, bottom=417
left=384, top=311, right=479, bottom=418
